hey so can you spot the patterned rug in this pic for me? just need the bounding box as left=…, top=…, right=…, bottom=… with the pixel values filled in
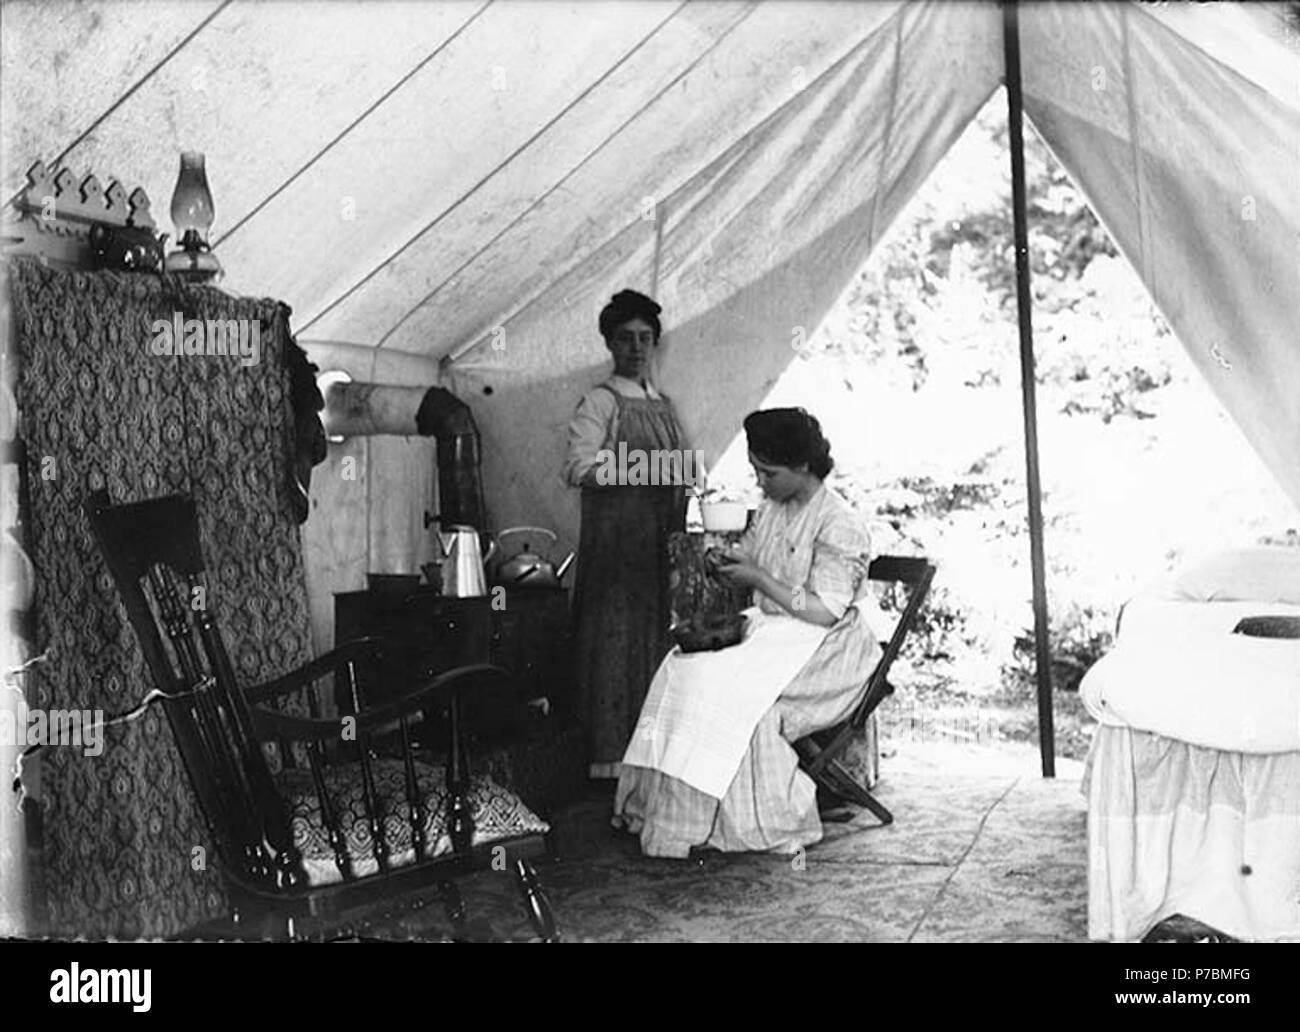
left=315, top=741, right=1093, bottom=943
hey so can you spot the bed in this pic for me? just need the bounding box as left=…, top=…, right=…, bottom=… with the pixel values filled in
left=1079, top=547, right=1300, bottom=942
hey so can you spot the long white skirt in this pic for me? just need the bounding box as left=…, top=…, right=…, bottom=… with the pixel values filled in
left=615, top=606, right=880, bottom=857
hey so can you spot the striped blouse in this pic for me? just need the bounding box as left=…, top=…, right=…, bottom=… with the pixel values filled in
left=740, top=483, right=871, bottom=620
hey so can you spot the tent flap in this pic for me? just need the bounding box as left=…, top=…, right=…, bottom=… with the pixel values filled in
left=1021, top=2, right=1300, bottom=510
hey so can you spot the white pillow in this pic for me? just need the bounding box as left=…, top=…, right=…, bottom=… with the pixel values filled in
left=1169, top=547, right=1300, bottom=605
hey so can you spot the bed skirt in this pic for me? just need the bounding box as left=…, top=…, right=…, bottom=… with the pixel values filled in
left=1084, top=725, right=1300, bottom=942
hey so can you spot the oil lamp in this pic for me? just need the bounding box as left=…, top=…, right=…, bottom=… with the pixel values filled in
left=164, top=151, right=222, bottom=281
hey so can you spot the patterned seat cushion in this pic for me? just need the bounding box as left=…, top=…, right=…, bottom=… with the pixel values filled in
left=276, top=759, right=550, bottom=886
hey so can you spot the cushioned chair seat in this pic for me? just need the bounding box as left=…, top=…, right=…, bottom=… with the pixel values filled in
left=277, top=760, right=550, bottom=887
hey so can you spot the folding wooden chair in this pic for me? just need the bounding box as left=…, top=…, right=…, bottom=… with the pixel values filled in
left=796, top=555, right=936, bottom=827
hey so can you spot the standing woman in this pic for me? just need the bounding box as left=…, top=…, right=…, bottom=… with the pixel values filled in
left=565, top=290, right=689, bottom=780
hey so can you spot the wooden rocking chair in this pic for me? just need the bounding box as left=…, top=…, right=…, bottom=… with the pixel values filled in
left=797, top=555, right=936, bottom=827
left=84, top=490, right=558, bottom=942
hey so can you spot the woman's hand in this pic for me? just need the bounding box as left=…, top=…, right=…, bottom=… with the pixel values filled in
left=715, top=559, right=837, bottom=627
left=705, top=543, right=743, bottom=571
left=711, top=556, right=763, bottom=589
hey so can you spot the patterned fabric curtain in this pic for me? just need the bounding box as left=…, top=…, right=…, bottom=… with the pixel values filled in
left=10, top=260, right=317, bottom=938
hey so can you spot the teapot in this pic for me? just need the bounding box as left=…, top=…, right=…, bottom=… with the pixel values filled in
left=494, top=527, right=575, bottom=590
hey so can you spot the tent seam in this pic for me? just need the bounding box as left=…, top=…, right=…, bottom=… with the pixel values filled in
left=1132, top=2, right=1300, bottom=114
left=865, top=2, right=905, bottom=257
left=2, top=0, right=233, bottom=212
left=302, top=1, right=698, bottom=343
left=213, top=0, right=494, bottom=250
left=440, top=5, right=905, bottom=365
left=1120, top=4, right=1152, bottom=301
left=651, top=195, right=667, bottom=298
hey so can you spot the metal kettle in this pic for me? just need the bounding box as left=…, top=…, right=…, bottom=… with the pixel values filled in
left=494, top=527, right=575, bottom=590
left=431, top=521, right=497, bottom=597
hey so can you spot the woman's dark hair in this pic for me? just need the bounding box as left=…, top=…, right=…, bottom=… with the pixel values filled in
left=599, top=289, right=662, bottom=342
left=744, top=407, right=834, bottom=479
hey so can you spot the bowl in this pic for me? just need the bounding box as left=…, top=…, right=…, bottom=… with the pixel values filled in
left=671, top=613, right=748, bottom=653
left=701, top=500, right=749, bottom=533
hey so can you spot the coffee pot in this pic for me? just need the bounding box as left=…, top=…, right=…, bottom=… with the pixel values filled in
left=428, top=518, right=497, bottom=597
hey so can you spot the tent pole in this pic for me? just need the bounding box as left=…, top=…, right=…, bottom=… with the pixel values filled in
left=1002, top=0, right=1055, bottom=777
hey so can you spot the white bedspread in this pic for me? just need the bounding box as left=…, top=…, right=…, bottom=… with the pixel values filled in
left=1081, top=599, right=1300, bottom=754
left=1118, top=598, right=1300, bottom=640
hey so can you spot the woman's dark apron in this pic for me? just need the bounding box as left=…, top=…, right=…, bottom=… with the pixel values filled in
left=574, top=386, right=686, bottom=772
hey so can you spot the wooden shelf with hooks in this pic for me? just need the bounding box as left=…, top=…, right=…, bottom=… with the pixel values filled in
left=2, top=160, right=157, bottom=267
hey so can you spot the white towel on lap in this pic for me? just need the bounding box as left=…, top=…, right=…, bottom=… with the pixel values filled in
left=621, top=608, right=829, bottom=799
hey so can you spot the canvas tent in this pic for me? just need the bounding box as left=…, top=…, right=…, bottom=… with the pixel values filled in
left=2, top=0, right=1297, bottom=714
left=2, top=0, right=1299, bottom=943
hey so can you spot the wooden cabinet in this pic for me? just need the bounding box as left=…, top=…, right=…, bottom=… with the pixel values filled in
left=333, top=586, right=573, bottom=714
left=486, top=589, right=573, bottom=708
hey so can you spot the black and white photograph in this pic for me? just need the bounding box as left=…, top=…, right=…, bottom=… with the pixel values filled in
left=0, top=0, right=1297, bottom=973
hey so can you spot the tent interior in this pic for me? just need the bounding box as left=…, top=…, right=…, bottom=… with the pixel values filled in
left=0, top=0, right=1297, bottom=943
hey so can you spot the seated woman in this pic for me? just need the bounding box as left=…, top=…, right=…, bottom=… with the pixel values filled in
left=614, top=407, right=882, bottom=857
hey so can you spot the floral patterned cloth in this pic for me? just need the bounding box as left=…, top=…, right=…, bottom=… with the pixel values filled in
left=11, top=260, right=318, bottom=937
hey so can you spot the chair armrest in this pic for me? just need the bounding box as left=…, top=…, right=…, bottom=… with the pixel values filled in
left=243, top=635, right=423, bottom=706
left=247, top=663, right=514, bottom=743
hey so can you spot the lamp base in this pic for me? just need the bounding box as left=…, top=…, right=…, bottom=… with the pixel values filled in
left=165, top=247, right=223, bottom=283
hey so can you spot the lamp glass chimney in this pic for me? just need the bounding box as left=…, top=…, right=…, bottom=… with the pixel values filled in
left=170, top=152, right=214, bottom=245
